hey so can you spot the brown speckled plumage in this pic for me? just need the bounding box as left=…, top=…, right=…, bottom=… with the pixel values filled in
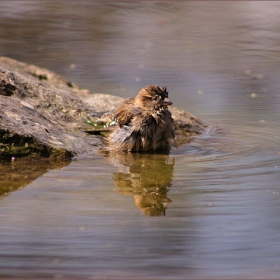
left=109, top=85, right=175, bottom=153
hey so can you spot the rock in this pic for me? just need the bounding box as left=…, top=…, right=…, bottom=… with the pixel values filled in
left=0, top=57, right=209, bottom=159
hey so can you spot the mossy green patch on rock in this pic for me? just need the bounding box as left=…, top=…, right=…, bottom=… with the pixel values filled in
left=0, top=129, right=72, bottom=160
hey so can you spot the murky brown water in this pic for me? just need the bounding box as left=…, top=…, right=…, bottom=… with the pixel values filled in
left=1, top=1, right=280, bottom=279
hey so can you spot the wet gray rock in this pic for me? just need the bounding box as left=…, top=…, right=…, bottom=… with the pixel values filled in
left=0, top=57, right=208, bottom=159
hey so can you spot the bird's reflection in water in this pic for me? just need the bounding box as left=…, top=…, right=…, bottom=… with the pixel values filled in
left=105, top=152, right=174, bottom=216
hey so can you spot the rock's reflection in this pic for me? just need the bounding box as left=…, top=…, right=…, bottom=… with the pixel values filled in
left=106, top=152, right=174, bottom=216
left=0, top=156, right=71, bottom=200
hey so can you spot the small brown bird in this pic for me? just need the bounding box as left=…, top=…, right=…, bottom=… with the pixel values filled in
left=109, top=85, right=175, bottom=153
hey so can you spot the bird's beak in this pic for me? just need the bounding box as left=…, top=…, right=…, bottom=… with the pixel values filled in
left=161, top=98, right=173, bottom=106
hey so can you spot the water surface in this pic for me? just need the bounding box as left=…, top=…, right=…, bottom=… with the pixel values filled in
left=0, top=1, right=280, bottom=279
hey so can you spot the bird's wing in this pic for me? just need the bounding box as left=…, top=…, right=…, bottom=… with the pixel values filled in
left=114, top=98, right=141, bottom=127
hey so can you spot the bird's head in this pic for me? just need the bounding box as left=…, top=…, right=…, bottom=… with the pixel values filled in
left=134, top=85, right=173, bottom=111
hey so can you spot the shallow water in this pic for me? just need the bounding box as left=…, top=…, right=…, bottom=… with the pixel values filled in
left=1, top=1, right=280, bottom=279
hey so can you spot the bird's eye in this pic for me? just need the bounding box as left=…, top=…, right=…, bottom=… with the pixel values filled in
left=152, top=96, right=158, bottom=100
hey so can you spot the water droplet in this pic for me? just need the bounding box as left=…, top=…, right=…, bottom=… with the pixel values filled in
left=250, top=93, right=257, bottom=98
left=69, top=64, right=76, bottom=69
left=245, top=69, right=252, bottom=75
